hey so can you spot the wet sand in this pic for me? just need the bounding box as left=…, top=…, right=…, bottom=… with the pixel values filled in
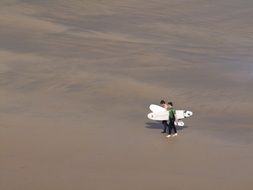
left=1, top=0, right=253, bottom=189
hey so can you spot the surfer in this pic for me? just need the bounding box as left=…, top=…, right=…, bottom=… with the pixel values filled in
left=160, top=100, right=169, bottom=133
left=166, top=102, right=178, bottom=138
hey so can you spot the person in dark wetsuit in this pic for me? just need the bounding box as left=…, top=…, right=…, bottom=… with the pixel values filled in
left=160, top=100, right=169, bottom=133
left=166, top=102, right=178, bottom=138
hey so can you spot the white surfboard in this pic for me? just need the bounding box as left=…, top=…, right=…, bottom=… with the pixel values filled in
left=149, top=104, right=166, bottom=112
left=149, top=104, right=193, bottom=119
left=147, top=111, right=168, bottom=121
left=176, top=120, right=184, bottom=127
left=147, top=110, right=193, bottom=120
left=147, top=112, right=185, bottom=126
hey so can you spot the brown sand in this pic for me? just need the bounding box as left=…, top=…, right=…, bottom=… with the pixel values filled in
left=1, top=0, right=253, bottom=190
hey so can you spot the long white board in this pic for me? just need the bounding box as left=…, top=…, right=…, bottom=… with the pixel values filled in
left=147, top=104, right=193, bottom=127
left=149, top=104, right=193, bottom=120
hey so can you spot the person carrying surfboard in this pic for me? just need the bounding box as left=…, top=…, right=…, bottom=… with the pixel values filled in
left=160, top=100, right=169, bottom=133
left=166, top=102, right=178, bottom=138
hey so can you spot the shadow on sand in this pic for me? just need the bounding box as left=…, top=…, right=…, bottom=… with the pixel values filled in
left=145, top=121, right=188, bottom=131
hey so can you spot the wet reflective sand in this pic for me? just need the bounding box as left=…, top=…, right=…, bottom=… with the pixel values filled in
left=1, top=1, right=253, bottom=189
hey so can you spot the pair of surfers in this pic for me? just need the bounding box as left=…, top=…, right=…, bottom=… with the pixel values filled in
left=160, top=100, right=178, bottom=138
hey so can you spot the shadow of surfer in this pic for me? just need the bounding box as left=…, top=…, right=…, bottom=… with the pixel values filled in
left=145, top=121, right=188, bottom=131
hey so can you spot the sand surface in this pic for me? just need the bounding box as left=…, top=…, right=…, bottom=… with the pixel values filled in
left=1, top=0, right=253, bottom=189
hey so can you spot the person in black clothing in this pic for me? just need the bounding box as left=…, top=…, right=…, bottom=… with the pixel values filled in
left=166, top=102, right=178, bottom=138
left=160, top=100, right=169, bottom=133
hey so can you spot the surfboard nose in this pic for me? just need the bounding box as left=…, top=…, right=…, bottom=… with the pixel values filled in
left=184, top=111, right=193, bottom=117
left=187, top=111, right=193, bottom=116
left=147, top=113, right=154, bottom=120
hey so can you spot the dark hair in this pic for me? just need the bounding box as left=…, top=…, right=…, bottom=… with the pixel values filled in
left=160, top=100, right=165, bottom=104
left=168, top=102, right=173, bottom=106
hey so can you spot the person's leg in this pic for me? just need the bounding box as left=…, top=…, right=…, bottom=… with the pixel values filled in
left=165, top=121, right=169, bottom=132
left=161, top=121, right=168, bottom=133
left=168, top=122, right=172, bottom=135
left=171, top=121, right=178, bottom=136
left=166, top=121, right=172, bottom=138
left=173, top=122, right=177, bottom=134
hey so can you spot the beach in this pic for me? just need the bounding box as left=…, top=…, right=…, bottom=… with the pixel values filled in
left=1, top=0, right=253, bottom=189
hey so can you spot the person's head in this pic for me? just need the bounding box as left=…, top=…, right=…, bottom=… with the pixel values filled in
left=160, top=100, right=166, bottom=105
left=168, top=102, right=173, bottom=108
